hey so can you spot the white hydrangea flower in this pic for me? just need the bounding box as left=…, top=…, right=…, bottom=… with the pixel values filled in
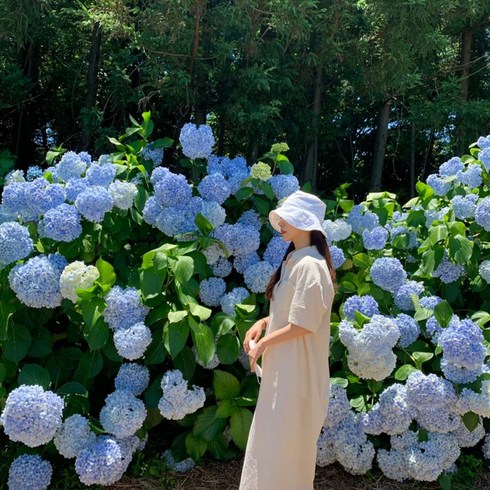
left=60, top=261, right=100, bottom=303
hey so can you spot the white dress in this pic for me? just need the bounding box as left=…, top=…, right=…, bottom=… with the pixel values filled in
left=239, top=245, right=334, bottom=490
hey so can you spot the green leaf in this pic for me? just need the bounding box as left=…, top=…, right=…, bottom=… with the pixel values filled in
left=216, top=399, right=237, bottom=418
left=462, top=411, right=479, bottom=432
left=163, top=320, right=189, bottom=359
left=185, top=432, right=207, bottom=460
left=448, top=235, right=473, bottom=264
left=168, top=311, right=188, bottom=323
left=173, top=346, right=196, bottom=380
left=2, top=324, right=31, bottom=363
left=230, top=407, right=253, bottom=450
left=210, top=313, right=235, bottom=337
left=438, top=473, right=452, bottom=490
left=0, top=302, right=16, bottom=341
left=471, top=311, right=490, bottom=328
left=414, top=307, right=433, bottom=322
left=95, top=258, right=116, bottom=286
left=57, top=382, right=88, bottom=396
left=80, top=298, right=105, bottom=329
left=195, top=213, right=214, bottom=234
left=434, top=301, right=453, bottom=328
left=190, top=322, right=215, bottom=367
left=193, top=406, right=227, bottom=441
left=278, top=159, right=294, bottom=175
left=79, top=351, right=103, bottom=378
left=171, top=256, right=194, bottom=284
left=213, top=370, right=241, bottom=400
left=235, top=187, right=254, bottom=201
left=188, top=303, right=212, bottom=321
left=144, top=337, right=167, bottom=366
left=352, top=253, right=371, bottom=270
left=207, top=433, right=235, bottom=460
left=394, top=364, right=418, bottom=381
left=139, top=267, right=166, bottom=300
left=216, top=334, right=240, bottom=364
left=413, top=352, right=434, bottom=367
left=28, top=328, right=53, bottom=358
left=18, top=364, right=51, bottom=389
left=330, top=377, right=349, bottom=388
left=151, top=137, right=174, bottom=149
left=0, top=363, right=6, bottom=383
left=85, top=319, right=109, bottom=351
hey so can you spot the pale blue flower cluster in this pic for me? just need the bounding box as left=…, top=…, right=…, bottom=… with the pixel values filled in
left=484, top=434, right=490, bottom=460
left=342, top=295, right=379, bottom=321
left=38, top=203, right=82, bottom=242
left=454, top=380, right=490, bottom=418
left=220, top=287, right=250, bottom=316
left=394, top=314, right=420, bottom=348
left=233, top=252, right=260, bottom=274
left=323, top=385, right=351, bottom=429
left=322, top=219, right=352, bottom=242
left=1, top=182, right=38, bottom=221
left=451, top=194, right=478, bottom=219
left=362, top=384, right=413, bottom=435
left=162, top=448, right=196, bottom=473
left=456, top=164, right=482, bottom=188
left=269, top=174, right=300, bottom=200
left=451, top=417, right=485, bottom=448
left=330, top=245, right=346, bottom=269
left=100, top=390, right=147, bottom=438
left=113, top=322, right=152, bottom=360
left=115, top=363, right=150, bottom=396
left=65, top=178, right=88, bottom=202
left=426, top=174, right=451, bottom=196
left=30, top=179, right=66, bottom=215
left=158, top=369, right=206, bottom=420
left=479, top=146, right=490, bottom=170
left=155, top=198, right=202, bottom=237
left=85, top=162, right=117, bottom=188
left=438, top=318, right=486, bottom=384
left=201, top=200, right=226, bottom=228
left=26, top=165, right=44, bottom=181
left=75, top=186, right=114, bottom=222
left=370, top=257, right=407, bottom=292
left=425, top=314, right=458, bottom=342
left=243, top=261, right=274, bottom=293
left=264, top=237, right=289, bottom=268
left=362, top=226, right=388, bottom=250
left=8, top=454, right=52, bottom=490
left=211, top=257, right=232, bottom=277
left=339, top=315, right=400, bottom=380
left=141, top=143, right=164, bottom=166
left=475, top=196, right=490, bottom=231
left=4, top=169, right=25, bottom=184
left=0, top=385, right=64, bottom=447
left=439, top=157, right=464, bottom=177
left=433, top=256, right=464, bottom=283
left=103, top=286, right=149, bottom=331
left=109, top=181, right=138, bottom=210
left=9, top=253, right=67, bottom=308
left=53, top=151, right=87, bottom=182
left=347, top=205, right=379, bottom=234
left=424, top=207, right=448, bottom=227
left=197, top=173, right=231, bottom=204
left=207, top=155, right=250, bottom=194
left=393, top=280, right=424, bottom=311
left=390, top=226, right=417, bottom=248
left=479, top=260, right=490, bottom=283
left=0, top=222, right=33, bottom=267
left=179, top=123, right=215, bottom=160
left=199, top=277, right=226, bottom=307
left=237, top=209, right=262, bottom=230
left=212, top=223, right=261, bottom=257
left=419, top=295, right=442, bottom=309
left=53, top=414, right=96, bottom=458
left=202, top=242, right=225, bottom=266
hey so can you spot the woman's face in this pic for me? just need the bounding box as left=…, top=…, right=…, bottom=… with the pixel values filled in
left=277, top=217, right=306, bottom=242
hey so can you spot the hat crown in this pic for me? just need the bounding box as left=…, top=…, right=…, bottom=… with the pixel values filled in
left=282, top=190, right=326, bottom=223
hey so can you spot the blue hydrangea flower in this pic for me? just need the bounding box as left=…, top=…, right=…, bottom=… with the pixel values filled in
left=197, top=173, right=231, bottom=204
left=158, top=369, right=206, bottom=420
left=199, top=277, right=226, bottom=307
left=65, top=178, right=88, bottom=202
left=264, top=237, right=289, bottom=268
left=343, top=295, right=379, bottom=321
left=142, top=196, right=163, bottom=227
left=425, top=207, right=449, bottom=227
left=0, top=222, right=33, bottom=267
left=347, top=205, right=379, bottom=234
left=451, top=193, right=478, bottom=219
left=362, top=226, right=388, bottom=250
left=440, top=360, right=484, bottom=384
left=113, top=322, right=152, bottom=360
left=439, top=157, right=464, bottom=177
left=243, top=261, right=274, bottom=293
left=394, top=314, right=420, bottom=348
left=38, top=203, right=82, bottom=242
left=75, top=186, right=114, bottom=223
left=456, top=164, right=482, bottom=188
left=329, top=245, right=345, bottom=270
left=109, top=181, right=138, bottom=210
left=8, top=254, right=67, bottom=308
left=220, top=287, right=250, bottom=316
left=234, top=252, right=260, bottom=274
left=322, top=219, right=352, bottom=243
left=433, top=256, right=464, bottom=284
left=103, top=286, right=149, bottom=331
left=370, top=257, right=407, bottom=292
left=154, top=171, right=192, bottom=207
left=426, top=174, right=451, bottom=196
left=8, top=454, right=52, bottom=490
left=29, top=178, right=66, bottom=216
left=211, top=257, right=232, bottom=277
left=100, top=390, right=147, bottom=438
left=141, top=143, right=164, bottom=166
left=237, top=209, right=262, bottom=230
left=405, top=371, right=456, bottom=409
left=75, top=436, right=127, bottom=486
left=451, top=417, right=485, bottom=448
left=155, top=198, right=202, bottom=237
left=477, top=135, right=490, bottom=149
left=53, top=414, right=96, bottom=459
left=150, top=166, right=170, bottom=186
left=26, top=165, right=44, bottom=181
left=0, top=385, right=64, bottom=447
left=228, top=167, right=250, bottom=194
left=479, top=147, right=490, bottom=170
left=53, top=151, right=87, bottom=182
left=419, top=296, right=442, bottom=309
left=162, top=448, right=196, bottom=473
left=207, top=155, right=248, bottom=178
left=179, top=123, right=215, bottom=160
left=269, top=174, right=300, bottom=200
left=480, top=260, right=490, bottom=283
left=85, top=162, right=117, bottom=187
left=200, top=200, right=226, bottom=229
left=475, top=197, right=490, bottom=231
left=393, top=280, right=424, bottom=311
left=114, top=363, right=150, bottom=396
left=1, top=182, right=38, bottom=221
left=212, top=223, right=260, bottom=257
left=390, top=226, right=418, bottom=248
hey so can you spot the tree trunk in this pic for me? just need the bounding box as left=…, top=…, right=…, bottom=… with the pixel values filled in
left=303, top=65, right=323, bottom=190
left=369, top=99, right=391, bottom=191
left=409, top=122, right=416, bottom=197
left=460, top=30, right=473, bottom=101
left=81, top=22, right=102, bottom=150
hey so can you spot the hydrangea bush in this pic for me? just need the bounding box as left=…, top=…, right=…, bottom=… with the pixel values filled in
left=0, top=113, right=489, bottom=488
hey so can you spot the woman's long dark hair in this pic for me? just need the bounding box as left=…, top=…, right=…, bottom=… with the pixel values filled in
left=265, top=230, right=337, bottom=301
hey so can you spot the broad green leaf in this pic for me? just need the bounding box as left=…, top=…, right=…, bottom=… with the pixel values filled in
left=213, top=370, right=241, bottom=400
left=80, top=298, right=105, bottom=329
left=173, top=346, right=196, bottom=380
left=216, top=399, right=237, bottom=418
left=163, top=320, right=189, bottom=359
left=57, top=382, right=88, bottom=396
left=462, top=411, right=479, bottom=432
left=95, top=259, right=116, bottom=287
left=185, top=432, right=207, bottom=460
left=193, top=406, right=227, bottom=441
left=352, top=253, right=370, bottom=269
left=2, top=324, right=32, bottom=363
left=195, top=213, right=214, bottom=234
left=413, top=352, right=434, bottom=367
left=434, top=301, right=453, bottom=328
left=278, top=159, right=294, bottom=174
left=0, top=363, right=6, bottom=383
left=190, top=322, right=215, bottom=367
left=0, top=302, right=16, bottom=341
left=235, top=187, right=254, bottom=201
left=85, top=319, right=109, bottom=351
left=438, top=473, right=452, bottom=490
left=28, top=328, right=52, bottom=358
left=330, top=377, right=349, bottom=388
left=79, top=351, right=103, bottom=378
left=210, top=313, right=235, bottom=337
left=189, top=303, right=212, bottom=321
left=394, top=364, right=418, bottom=381
left=168, top=311, right=188, bottom=323
left=18, top=364, right=51, bottom=389
left=171, top=256, right=194, bottom=284
left=230, top=408, right=253, bottom=450
left=216, top=334, right=240, bottom=364
left=448, top=235, right=473, bottom=264
left=207, top=433, right=235, bottom=460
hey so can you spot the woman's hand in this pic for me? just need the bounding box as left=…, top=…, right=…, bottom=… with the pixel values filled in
left=248, top=339, right=266, bottom=374
left=243, top=319, right=266, bottom=354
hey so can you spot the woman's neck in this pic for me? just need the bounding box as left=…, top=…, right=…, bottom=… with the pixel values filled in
left=292, top=233, right=311, bottom=251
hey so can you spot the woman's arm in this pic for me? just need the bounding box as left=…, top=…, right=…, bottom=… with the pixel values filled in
left=247, top=322, right=310, bottom=372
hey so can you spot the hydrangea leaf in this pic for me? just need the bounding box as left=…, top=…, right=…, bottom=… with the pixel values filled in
left=230, top=407, right=253, bottom=450
left=164, top=320, right=189, bottom=359
left=216, top=334, right=240, bottom=364
left=213, top=370, right=241, bottom=400
left=18, top=364, right=51, bottom=389
left=2, top=324, right=31, bottom=363
left=462, top=411, right=479, bottom=432
left=434, top=301, right=453, bottom=328
left=193, top=406, right=227, bottom=441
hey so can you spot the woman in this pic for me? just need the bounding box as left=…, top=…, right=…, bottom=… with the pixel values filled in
left=239, top=190, right=336, bottom=490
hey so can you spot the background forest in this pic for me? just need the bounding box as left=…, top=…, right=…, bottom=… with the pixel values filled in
left=1, top=0, right=490, bottom=201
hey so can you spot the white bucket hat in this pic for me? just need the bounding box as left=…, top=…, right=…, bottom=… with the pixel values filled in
left=269, top=190, right=327, bottom=237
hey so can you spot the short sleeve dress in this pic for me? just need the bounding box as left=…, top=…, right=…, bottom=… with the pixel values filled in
left=239, top=245, right=334, bottom=490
